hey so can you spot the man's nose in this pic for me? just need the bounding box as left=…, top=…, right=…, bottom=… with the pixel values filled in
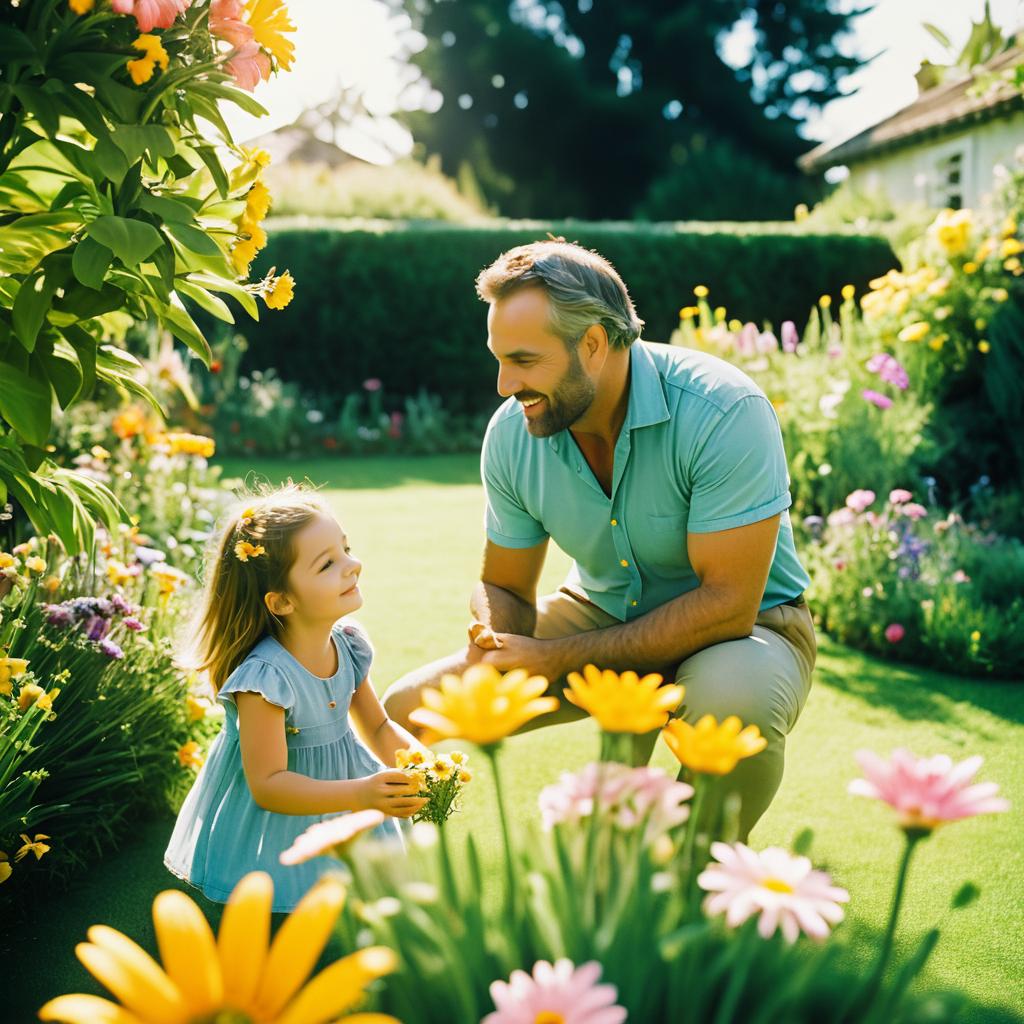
left=496, top=364, right=521, bottom=398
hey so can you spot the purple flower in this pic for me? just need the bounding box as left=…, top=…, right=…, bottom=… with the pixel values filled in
left=802, top=515, right=824, bottom=538
left=781, top=321, right=799, bottom=353
left=43, top=604, right=75, bottom=628
left=122, top=616, right=145, bottom=631
left=866, top=353, right=909, bottom=390
left=98, top=638, right=124, bottom=659
left=85, top=615, right=112, bottom=642
left=111, top=594, right=135, bottom=615
left=862, top=389, right=893, bottom=410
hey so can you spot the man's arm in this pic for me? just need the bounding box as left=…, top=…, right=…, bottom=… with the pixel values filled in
left=481, top=515, right=780, bottom=677
left=469, top=538, right=549, bottom=643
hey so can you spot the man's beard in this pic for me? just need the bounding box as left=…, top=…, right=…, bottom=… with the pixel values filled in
left=520, top=344, right=596, bottom=438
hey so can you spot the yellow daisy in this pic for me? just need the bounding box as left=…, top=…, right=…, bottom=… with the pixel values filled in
left=563, top=664, right=684, bottom=734
left=662, top=714, right=767, bottom=775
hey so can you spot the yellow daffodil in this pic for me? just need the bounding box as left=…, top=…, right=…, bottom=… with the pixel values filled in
left=166, top=432, right=216, bottom=457
left=246, top=0, right=296, bottom=69
left=127, top=33, right=169, bottom=86
left=231, top=236, right=260, bottom=276
left=563, top=664, right=684, bottom=734
left=25, top=556, right=46, bottom=573
left=177, top=741, right=204, bottom=769
left=0, top=851, right=10, bottom=884
left=897, top=321, right=930, bottom=343
left=69, top=0, right=94, bottom=13
left=17, top=684, right=59, bottom=713
left=663, top=714, right=767, bottom=775
left=409, top=663, right=558, bottom=747
left=151, top=564, right=190, bottom=597
left=15, top=833, right=51, bottom=862
left=240, top=216, right=268, bottom=250
left=235, top=541, right=267, bottom=562
left=246, top=180, right=272, bottom=221
left=929, top=207, right=973, bottom=256
left=0, top=657, right=29, bottom=695
left=265, top=270, right=295, bottom=310
left=39, top=872, right=400, bottom=1024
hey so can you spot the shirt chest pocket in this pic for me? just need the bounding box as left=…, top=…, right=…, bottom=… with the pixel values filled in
left=636, top=511, right=688, bottom=567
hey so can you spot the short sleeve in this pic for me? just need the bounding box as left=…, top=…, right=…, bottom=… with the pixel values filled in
left=218, top=658, right=295, bottom=713
left=336, top=620, right=374, bottom=682
left=687, top=396, right=792, bottom=533
left=481, top=421, right=548, bottom=549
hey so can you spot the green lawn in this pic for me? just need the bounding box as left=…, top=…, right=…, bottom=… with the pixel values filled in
left=5, top=455, right=1022, bottom=1022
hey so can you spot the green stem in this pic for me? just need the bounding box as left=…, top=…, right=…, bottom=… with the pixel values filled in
left=485, top=744, right=518, bottom=921
left=680, top=774, right=708, bottom=914
left=858, top=832, right=924, bottom=1014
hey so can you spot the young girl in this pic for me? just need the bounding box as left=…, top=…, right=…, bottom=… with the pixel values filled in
left=164, top=484, right=428, bottom=913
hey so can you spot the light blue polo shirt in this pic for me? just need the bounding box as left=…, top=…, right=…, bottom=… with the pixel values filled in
left=481, top=340, right=810, bottom=622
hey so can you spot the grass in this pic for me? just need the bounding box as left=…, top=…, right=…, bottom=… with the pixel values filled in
left=5, top=454, right=1022, bottom=1022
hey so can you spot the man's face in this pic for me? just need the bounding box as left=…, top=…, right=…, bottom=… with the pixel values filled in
left=487, top=287, right=596, bottom=438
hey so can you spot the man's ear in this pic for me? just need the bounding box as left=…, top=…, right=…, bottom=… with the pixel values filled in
left=582, top=322, right=609, bottom=369
left=264, top=591, right=293, bottom=617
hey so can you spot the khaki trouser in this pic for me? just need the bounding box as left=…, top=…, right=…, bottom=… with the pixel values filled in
left=382, top=589, right=816, bottom=838
left=532, top=588, right=817, bottom=837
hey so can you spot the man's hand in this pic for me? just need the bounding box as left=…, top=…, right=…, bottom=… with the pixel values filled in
left=473, top=629, right=568, bottom=680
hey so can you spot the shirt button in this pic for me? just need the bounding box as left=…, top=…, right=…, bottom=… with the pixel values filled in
left=620, top=559, right=629, bottom=567
left=610, top=519, right=618, bottom=526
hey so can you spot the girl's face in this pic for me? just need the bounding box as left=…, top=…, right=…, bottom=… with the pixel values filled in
left=280, top=512, right=363, bottom=623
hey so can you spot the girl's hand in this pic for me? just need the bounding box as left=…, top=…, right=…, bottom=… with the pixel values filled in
left=356, top=769, right=428, bottom=818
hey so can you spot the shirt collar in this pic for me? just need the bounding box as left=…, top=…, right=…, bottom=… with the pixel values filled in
left=547, top=340, right=669, bottom=451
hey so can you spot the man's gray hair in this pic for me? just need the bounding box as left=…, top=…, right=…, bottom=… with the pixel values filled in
left=475, top=238, right=644, bottom=349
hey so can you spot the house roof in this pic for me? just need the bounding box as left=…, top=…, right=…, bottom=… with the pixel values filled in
left=799, top=44, right=1024, bottom=173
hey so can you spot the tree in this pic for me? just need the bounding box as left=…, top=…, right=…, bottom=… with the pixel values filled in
left=390, top=0, right=864, bottom=219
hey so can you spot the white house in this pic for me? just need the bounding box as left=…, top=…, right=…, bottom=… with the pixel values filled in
left=799, top=45, right=1024, bottom=209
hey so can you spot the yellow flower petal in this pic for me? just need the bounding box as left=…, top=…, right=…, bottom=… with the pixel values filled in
left=246, top=0, right=296, bottom=69
left=276, top=946, right=398, bottom=1024
left=75, top=935, right=185, bottom=1024
left=254, top=875, right=347, bottom=1018
left=38, top=994, right=146, bottom=1024
left=217, top=871, right=273, bottom=1009
left=152, top=890, right=223, bottom=1015
left=662, top=714, right=767, bottom=775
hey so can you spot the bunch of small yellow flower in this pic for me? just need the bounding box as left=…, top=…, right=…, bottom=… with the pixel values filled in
left=396, top=748, right=472, bottom=825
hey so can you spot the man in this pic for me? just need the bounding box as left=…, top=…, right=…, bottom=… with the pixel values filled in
left=383, top=239, right=815, bottom=838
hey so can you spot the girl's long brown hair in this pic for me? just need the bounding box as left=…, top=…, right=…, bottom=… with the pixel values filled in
left=189, top=482, right=329, bottom=692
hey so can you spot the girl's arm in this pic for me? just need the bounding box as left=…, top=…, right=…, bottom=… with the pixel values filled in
left=236, top=693, right=422, bottom=816
left=350, top=676, right=432, bottom=768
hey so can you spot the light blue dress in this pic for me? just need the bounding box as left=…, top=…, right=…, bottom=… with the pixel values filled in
left=164, top=619, right=403, bottom=912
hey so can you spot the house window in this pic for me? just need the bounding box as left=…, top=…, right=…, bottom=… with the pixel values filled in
left=936, top=151, right=964, bottom=209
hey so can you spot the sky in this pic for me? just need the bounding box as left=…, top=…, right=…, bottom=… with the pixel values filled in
left=222, top=0, right=1024, bottom=161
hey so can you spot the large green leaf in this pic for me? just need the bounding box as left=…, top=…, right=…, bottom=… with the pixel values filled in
left=0, top=28, right=37, bottom=64
left=190, top=80, right=269, bottom=118
left=34, top=343, right=84, bottom=410
left=0, top=360, right=52, bottom=446
left=59, top=324, right=98, bottom=403
left=176, top=280, right=234, bottom=323
left=12, top=84, right=60, bottom=138
left=86, top=215, right=163, bottom=266
left=136, top=192, right=201, bottom=224
left=156, top=295, right=213, bottom=364
left=188, top=272, right=260, bottom=320
left=195, top=145, right=230, bottom=199
left=71, top=236, right=113, bottom=290
left=11, top=264, right=62, bottom=352
left=93, top=134, right=130, bottom=186
left=111, top=124, right=176, bottom=165
left=0, top=211, right=82, bottom=275
left=164, top=218, right=221, bottom=256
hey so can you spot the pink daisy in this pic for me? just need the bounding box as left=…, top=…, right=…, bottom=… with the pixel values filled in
left=279, top=809, right=385, bottom=865
left=849, top=749, right=1009, bottom=832
left=698, top=842, right=849, bottom=944
left=888, top=488, right=913, bottom=505
left=482, top=959, right=627, bottom=1024
left=845, top=489, right=876, bottom=513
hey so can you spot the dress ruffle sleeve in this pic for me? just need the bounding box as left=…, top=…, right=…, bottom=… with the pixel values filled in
left=217, top=658, right=295, bottom=713
left=335, top=620, right=373, bottom=683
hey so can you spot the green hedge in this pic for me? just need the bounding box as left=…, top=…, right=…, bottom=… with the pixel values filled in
left=234, top=220, right=897, bottom=413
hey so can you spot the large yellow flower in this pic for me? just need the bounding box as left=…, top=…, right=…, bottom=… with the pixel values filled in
left=662, top=714, right=767, bottom=775
left=127, top=33, right=169, bottom=85
left=265, top=270, right=295, bottom=310
left=929, top=207, right=973, bottom=257
left=246, top=0, right=296, bottom=69
left=409, top=664, right=557, bottom=747
left=39, top=872, right=400, bottom=1024
left=0, top=656, right=29, bottom=695
left=563, top=664, right=684, bottom=734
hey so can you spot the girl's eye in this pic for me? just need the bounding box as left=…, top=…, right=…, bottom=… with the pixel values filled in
left=320, top=559, right=334, bottom=572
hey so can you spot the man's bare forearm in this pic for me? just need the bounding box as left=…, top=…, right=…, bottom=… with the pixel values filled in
left=471, top=581, right=538, bottom=636
left=551, top=584, right=756, bottom=676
